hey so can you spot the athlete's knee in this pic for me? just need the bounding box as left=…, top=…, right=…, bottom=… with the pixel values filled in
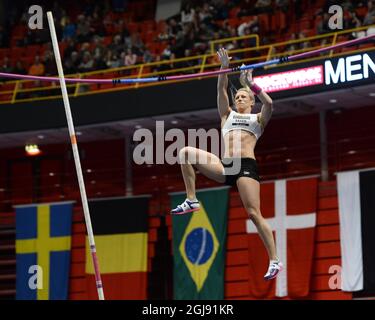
left=245, top=205, right=261, bottom=223
left=179, top=146, right=197, bottom=164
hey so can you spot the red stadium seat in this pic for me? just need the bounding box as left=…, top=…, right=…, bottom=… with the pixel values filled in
left=26, top=45, right=41, bottom=57
left=11, top=25, right=27, bottom=38
left=229, top=7, right=241, bottom=18
left=358, top=43, right=374, bottom=50
left=10, top=47, right=25, bottom=61
left=258, top=14, right=270, bottom=32
left=355, top=6, right=368, bottom=19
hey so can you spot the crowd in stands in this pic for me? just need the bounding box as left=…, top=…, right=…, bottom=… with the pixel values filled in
left=0, top=0, right=374, bottom=79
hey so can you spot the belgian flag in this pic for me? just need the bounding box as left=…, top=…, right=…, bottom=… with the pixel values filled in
left=85, top=196, right=149, bottom=300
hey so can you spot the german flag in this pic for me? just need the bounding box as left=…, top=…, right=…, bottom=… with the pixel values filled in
left=85, top=196, right=149, bottom=300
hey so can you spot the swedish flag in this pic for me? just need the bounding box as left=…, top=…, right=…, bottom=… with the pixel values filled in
left=171, top=187, right=229, bottom=299
left=15, top=202, right=73, bottom=300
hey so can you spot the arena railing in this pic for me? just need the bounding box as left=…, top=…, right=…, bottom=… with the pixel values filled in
left=0, top=25, right=373, bottom=105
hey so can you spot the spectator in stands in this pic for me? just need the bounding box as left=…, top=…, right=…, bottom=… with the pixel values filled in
left=78, top=52, right=94, bottom=72
left=64, top=58, right=78, bottom=75
left=181, top=29, right=197, bottom=55
left=171, top=25, right=186, bottom=58
left=198, top=3, right=215, bottom=28
left=13, top=61, right=27, bottom=75
left=105, top=50, right=121, bottom=69
left=142, top=48, right=153, bottom=63
left=176, top=49, right=195, bottom=71
left=79, top=42, right=92, bottom=62
left=316, top=13, right=331, bottom=35
left=298, top=31, right=312, bottom=49
left=161, top=44, right=172, bottom=60
left=62, top=17, right=77, bottom=41
left=238, top=16, right=260, bottom=37
left=131, top=33, right=145, bottom=56
left=123, top=48, right=137, bottom=66
left=109, top=34, right=125, bottom=57
left=157, top=23, right=175, bottom=42
left=93, top=36, right=107, bottom=60
left=0, top=57, right=13, bottom=74
left=340, top=0, right=355, bottom=11
left=23, top=29, right=36, bottom=46
left=60, top=10, right=70, bottom=28
left=63, top=38, right=77, bottom=60
left=167, top=18, right=180, bottom=37
left=249, top=16, right=260, bottom=34
left=323, top=0, right=339, bottom=12
left=255, top=0, right=273, bottom=14
left=285, top=33, right=299, bottom=51
left=121, top=32, right=131, bottom=51
left=238, top=0, right=254, bottom=17
left=76, top=15, right=92, bottom=43
left=28, top=56, right=45, bottom=76
left=345, top=10, right=362, bottom=29
left=363, top=0, right=375, bottom=25
left=238, top=18, right=252, bottom=37
left=44, top=50, right=57, bottom=76
left=276, top=0, right=290, bottom=14
left=219, top=20, right=232, bottom=38
left=181, top=3, right=196, bottom=25
left=192, top=31, right=208, bottom=55
left=91, top=10, right=107, bottom=37
left=211, top=0, right=229, bottom=20
left=70, top=51, right=81, bottom=70
left=112, top=0, right=128, bottom=13
left=153, top=54, right=170, bottom=72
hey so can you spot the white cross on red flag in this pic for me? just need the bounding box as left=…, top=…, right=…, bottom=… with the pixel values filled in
left=246, top=177, right=318, bottom=298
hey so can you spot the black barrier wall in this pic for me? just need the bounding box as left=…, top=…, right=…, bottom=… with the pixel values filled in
left=0, top=49, right=374, bottom=133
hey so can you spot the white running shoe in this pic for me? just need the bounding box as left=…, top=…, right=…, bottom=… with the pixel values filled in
left=170, top=199, right=200, bottom=215
left=264, top=260, right=283, bottom=280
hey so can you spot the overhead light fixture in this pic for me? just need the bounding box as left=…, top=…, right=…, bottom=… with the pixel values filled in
left=369, top=93, right=375, bottom=97
left=37, top=135, right=45, bottom=139
left=135, top=125, right=142, bottom=129
left=76, top=131, right=82, bottom=136
left=329, top=99, right=337, bottom=104
left=347, top=150, right=357, bottom=155
left=171, top=120, right=178, bottom=125
left=25, top=144, right=41, bottom=156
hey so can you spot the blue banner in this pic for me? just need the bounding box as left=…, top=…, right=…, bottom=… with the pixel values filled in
left=15, top=202, right=73, bottom=300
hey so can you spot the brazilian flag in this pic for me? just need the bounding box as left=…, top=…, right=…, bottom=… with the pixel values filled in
left=171, top=187, right=229, bottom=299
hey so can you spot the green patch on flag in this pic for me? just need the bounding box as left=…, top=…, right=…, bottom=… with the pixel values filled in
left=171, top=187, right=229, bottom=299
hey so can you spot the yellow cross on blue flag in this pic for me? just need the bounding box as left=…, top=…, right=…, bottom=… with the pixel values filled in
left=15, top=202, right=73, bottom=300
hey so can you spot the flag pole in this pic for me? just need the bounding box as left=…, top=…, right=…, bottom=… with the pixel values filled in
left=46, top=11, right=105, bottom=300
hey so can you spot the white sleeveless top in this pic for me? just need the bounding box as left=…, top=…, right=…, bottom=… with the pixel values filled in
left=221, top=110, right=263, bottom=140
